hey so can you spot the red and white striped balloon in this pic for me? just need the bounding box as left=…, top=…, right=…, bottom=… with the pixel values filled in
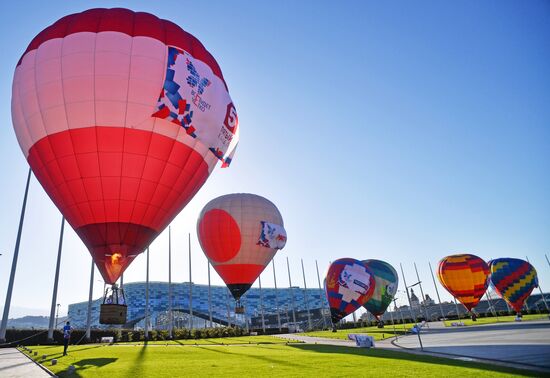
left=12, top=8, right=238, bottom=284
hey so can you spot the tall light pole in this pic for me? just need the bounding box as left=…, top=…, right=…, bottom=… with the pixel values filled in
left=48, top=217, right=65, bottom=341
left=400, top=263, right=423, bottom=350
left=0, top=168, right=32, bottom=343
left=413, top=263, right=429, bottom=324
left=399, top=263, right=416, bottom=322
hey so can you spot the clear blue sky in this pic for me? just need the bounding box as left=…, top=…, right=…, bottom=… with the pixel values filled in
left=0, top=0, right=549, bottom=319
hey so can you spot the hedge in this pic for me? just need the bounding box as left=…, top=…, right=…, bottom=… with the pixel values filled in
left=1, top=326, right=249, bottom=346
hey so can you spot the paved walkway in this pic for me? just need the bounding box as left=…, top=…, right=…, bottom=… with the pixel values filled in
left=276, top=320, right=550, bottom=374
left=393, top=320, right=550, bottom=372
left=0, top=348, right=51, bottom=377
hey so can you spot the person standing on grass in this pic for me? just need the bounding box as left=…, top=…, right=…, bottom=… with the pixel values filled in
left=63, top=321, right=72, bottom=356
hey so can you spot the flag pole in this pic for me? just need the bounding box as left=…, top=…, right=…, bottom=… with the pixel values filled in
left=258, top=275, right=265, bottom=333
left=272, top=260, right=282, bottom=332
left=315, top=260, right=329, bottom=329
left=84, top=259, right=95, bottom=341
left=48, top=217, right=65, bottom=341
left=188, top=233, right=193, bottom=330
left=168, top=226, right=173, bottom=337
left=208, top=262, right=213, bottom=327
left=428, top=262, right=445, bottom=320
left=145, top=247, right=150, bottom=339
left=301, top=259, right=312, bottom=330
left=0, top=168, right=31, bottom=343
left=287, top=257, right=297, bottom=325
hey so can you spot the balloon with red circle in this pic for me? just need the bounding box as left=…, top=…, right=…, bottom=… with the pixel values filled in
left=197, top=193, right=287, bottom=300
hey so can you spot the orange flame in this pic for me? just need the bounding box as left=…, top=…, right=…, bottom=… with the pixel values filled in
left=110, top=253, right=122, bottom=265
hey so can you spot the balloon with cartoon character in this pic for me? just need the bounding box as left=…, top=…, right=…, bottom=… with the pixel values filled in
left=362, top=259, right=398, bottom=321
left=325, top=258, right=375, bottom=326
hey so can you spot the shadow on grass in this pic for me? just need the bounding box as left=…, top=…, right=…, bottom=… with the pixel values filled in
left=57, top=357, right=118, bottom=377
left=124, top=340, right=148, bottom=377
left=288, top=344, right=540, bottom=377
left=195, top=345, right=305, bottom=369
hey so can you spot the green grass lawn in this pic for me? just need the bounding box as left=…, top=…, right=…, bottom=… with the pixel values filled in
left=22, top=337, right=540, bottom=377
left=444, top=314, right=549, bottom=327
left=300, top=324, right=415, bottom=341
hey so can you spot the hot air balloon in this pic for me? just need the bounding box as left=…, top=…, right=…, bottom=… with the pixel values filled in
left=362, top=259, right=398, bottom=324
left=12, top=8, right=239, bottom=323
left=325, top=258, right=375, bottom=327
left=489, top=258, right=538, bottom=314
left=438, top=254, right=489, bottom=313
left=197, top=193, right=286, bottom=313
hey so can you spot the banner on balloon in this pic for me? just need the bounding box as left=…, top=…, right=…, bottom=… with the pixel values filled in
left=257, top=221, right=287, bottom=249
left=153, top=46, right=239, bottom=166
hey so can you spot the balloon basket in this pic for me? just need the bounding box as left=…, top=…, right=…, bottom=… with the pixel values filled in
left=100, top=304, right=127, bottom=324
left=100, top=284, right=128, bottom=324
left=235, top=306, right=245, bottom=314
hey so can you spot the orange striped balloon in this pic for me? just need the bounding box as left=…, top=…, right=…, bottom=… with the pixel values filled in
left=438, top=254, right=490, bottom=311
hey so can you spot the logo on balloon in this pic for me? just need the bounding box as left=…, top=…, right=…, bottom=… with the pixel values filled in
left=186, top=58, right=212, bottom=112
left=224, top=102, right=238, bottom=134
left=386, top=282, right=397, bottom=296
left=186, top=58, right=211, bottom=94
left=338, top=263, right=371, bottom=300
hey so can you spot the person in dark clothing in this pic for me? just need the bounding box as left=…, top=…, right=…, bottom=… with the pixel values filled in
left=63, top=321, right=72, bottom=356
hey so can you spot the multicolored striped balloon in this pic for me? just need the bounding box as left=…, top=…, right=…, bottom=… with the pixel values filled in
left=325, top=258, right=375, bottom=324
left=362, top=259, right=398, bottom=319
left=489, top=258, right=538, bottom=313
left=438, top=254, right=489, bottom=311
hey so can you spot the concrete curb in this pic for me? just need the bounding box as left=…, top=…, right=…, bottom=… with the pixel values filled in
left=17, top=347, right=58, bottom=377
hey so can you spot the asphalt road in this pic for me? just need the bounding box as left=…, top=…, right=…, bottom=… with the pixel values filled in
left=393, top=320, right=550, bottom=371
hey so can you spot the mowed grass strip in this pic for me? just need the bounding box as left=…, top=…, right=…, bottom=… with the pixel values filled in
left=444, top=314, right=549, bottom=327
left=301, top=324, right=414, bottom=341
left=116, top=335, right=298, bottom=345
left=23, top=340, right=539, bottom=377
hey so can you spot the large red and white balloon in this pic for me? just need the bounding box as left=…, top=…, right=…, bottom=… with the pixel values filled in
left=12, top=8, right=239, bottom=284
left=197, top=193, right=287, bottom=300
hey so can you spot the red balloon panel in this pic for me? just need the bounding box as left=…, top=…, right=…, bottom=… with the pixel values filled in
left=28, top=126, right=209, bottom=283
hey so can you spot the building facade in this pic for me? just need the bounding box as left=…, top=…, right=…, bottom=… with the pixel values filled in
left=68, top=281, right=328, bottom=330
